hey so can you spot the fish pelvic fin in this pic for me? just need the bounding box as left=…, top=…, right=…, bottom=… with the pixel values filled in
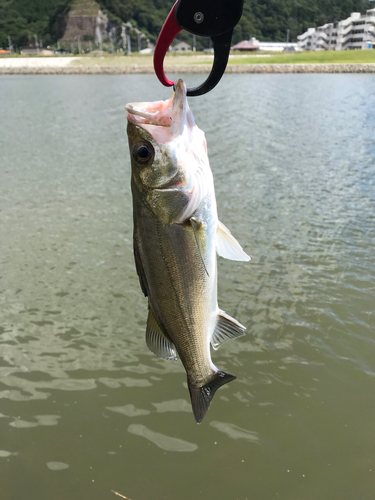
left=146, top=307, right=177, bottom=360
left=211, top=310, right=246, bottom=350
left=216, top=220, right=250, bottom=262
left=188, top=371, right=236, bottom=424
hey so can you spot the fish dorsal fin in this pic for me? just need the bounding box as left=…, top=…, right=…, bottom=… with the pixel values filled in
left=216, top=221, right=251, bottom=262
left=211, top=310, right=246, bottom=350
left=146, top=307, right=177, bottom=360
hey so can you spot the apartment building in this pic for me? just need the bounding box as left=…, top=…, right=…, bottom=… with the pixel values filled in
left=297, top=8, right=375, bottom=50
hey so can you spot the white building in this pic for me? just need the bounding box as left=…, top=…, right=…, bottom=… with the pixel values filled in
left=298, top=8, right=375, bottom=50
left=172, top=41, right=192, bottom=52
left=238, top=37, right=298, bottom=52
left=257, top=41, right=298, bottom=52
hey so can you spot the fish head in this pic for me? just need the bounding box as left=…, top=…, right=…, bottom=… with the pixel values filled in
left=126, top=79, right=211, bottom=225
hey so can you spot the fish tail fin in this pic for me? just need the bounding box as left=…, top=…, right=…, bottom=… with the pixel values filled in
left=188, top=371, right=236, bottom=424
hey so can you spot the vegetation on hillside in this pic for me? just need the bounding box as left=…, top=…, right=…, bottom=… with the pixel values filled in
left=0, top=0, right=71, bottom=48
left=0, top=0, right=374, bottom=50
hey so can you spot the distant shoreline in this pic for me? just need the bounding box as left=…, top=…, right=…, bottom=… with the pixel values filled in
left=1, top=63, right=375, bottom=74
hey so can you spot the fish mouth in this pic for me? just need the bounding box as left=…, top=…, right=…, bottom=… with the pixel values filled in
left=125, top=79, right=187, bottom=128
left=125, top=103, right=170, bottom=126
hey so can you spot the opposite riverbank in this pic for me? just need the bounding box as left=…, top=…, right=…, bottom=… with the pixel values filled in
left=1, top=63, right=375, bottom=74
left=1, top=51, right=375, bottom=74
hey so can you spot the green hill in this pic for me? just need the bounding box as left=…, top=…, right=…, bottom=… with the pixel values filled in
left=0, top=0, right=71, bottom=48
left=0, top=0, right=374, bottom=50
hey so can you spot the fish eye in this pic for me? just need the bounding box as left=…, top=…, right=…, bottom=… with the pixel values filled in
left=132, top=142, right=154, bottom=164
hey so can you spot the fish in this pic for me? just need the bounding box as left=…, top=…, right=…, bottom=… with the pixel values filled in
left=125, top=79, right=250, bottom=424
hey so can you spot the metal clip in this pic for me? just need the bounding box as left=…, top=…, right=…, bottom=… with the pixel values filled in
left=153, top=0, right=244, bottom=97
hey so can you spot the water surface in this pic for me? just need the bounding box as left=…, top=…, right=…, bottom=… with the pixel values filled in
left=0, top=73, right=375, bottom=500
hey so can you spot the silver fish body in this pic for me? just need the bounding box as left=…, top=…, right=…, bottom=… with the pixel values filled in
left=126, top=80, right=249, bottom=423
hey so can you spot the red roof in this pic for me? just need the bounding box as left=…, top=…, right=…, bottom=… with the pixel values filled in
left=231, top=41, right=259, bottom=50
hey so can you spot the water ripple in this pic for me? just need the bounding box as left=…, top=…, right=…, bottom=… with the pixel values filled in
left=210, top=421, right=259, bottom=443
left=127, top=424, right=198, bottom=452
left=1, top=74, right=375, bottom=500
left=106, top=405, right=150, bottom=417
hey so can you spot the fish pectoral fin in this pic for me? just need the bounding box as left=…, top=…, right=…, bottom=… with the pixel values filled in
left=134, top=240, right=148, bottom=297
left=146, top=307, right=177, bottom=361
left=190, top=217, right=209, bottom=277
left=211, top=310, right=246, bottom=350
left=188, top=371, right=236, bottom=424
left=216, top=220, right=251, bottom=262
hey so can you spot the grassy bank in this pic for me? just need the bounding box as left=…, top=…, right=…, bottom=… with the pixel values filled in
left=1, top=50, right=375, bottom=74
left=229, top=49, right=375, bottom=65
left=70, top=50, right=375, bottom=67
left=1, top=50, right=375, bottom=68
left=68, top=52, right=213, bottom=67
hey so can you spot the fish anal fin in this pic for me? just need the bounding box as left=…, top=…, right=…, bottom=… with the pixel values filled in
left=188, top=371, right=236, bottom=424
left=146, top=307, right=177, bottom=360
left=211, top=310, right=246, bottom=350
left=216, top=220, right=250, bottom=262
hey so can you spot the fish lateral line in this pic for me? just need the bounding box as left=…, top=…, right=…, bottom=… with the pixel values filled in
left=189, top=216, right=209, bottom=277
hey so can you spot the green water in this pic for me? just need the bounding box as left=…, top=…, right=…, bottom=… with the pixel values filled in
left=0, top=74, right=375, bottom=500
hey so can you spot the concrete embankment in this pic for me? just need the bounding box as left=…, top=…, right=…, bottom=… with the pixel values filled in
left=1, top=63, right=375, bottom=74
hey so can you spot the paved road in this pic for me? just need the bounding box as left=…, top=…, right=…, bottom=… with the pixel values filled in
left=0, top=57, right=80, bottom=67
